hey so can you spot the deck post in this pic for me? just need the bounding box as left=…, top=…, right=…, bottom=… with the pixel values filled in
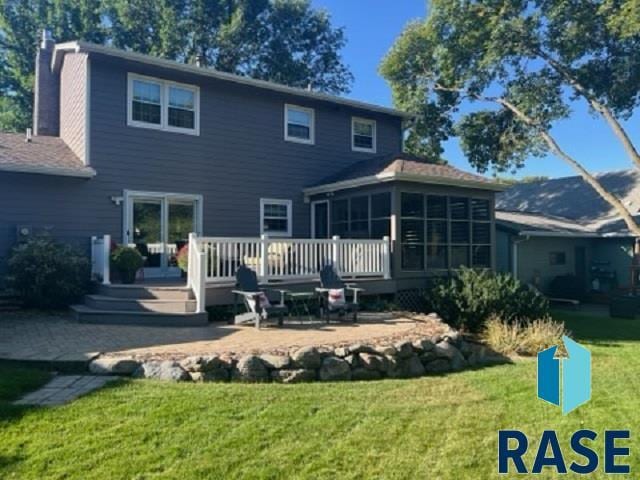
left=332, top=235, right=340, bottom=273
left=102, top=234, right=111, bottom=285
left=260, top=234, right=269, bottom=281
left=382, top=235, right=391, bottom=280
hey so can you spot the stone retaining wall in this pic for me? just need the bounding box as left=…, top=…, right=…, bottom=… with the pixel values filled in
left=88, top=316, right=501, bottom=383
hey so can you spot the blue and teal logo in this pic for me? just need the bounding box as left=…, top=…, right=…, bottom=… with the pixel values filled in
left=537, top=335, right=591, bottom=415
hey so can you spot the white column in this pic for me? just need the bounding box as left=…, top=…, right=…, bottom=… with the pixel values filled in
left=260, top=234, right=269, bottom=281
left=383, top=236, right=391, bottom=279
left=332, top=235, right=340, bottom=273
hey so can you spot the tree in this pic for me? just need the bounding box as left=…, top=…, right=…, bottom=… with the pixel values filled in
left=380, top=0, right=640, bottom=237
left=0, top=0, right=352, bottom=132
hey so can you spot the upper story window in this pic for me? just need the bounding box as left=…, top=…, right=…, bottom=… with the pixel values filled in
left=285, top=104, right=314, bottom=144
left=260, top=198, right=292, bottom=237
left=128, top=73, right=199, bottom=135
left=351, top=117, right=376, bottom=153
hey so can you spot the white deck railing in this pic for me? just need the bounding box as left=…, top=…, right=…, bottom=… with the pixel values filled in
left=188, top=233, right=207, bottom=313
left=195, top=234, right=391, bottom=284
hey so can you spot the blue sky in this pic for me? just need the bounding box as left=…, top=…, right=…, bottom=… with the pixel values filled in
left=311, top=0, right=637, bottom=179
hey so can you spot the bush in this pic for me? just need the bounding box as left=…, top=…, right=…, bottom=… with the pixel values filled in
left=110, top=246, right=144, bottom=284
left=426, top=267, right=549, bottom=332
left=7, top=236, right=90, bottom=308
left=176, top=244, right=189, bottom=273
left=482, top=315, right=568, bottom=356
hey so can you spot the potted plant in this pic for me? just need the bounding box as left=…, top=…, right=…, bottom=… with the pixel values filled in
left=177, top=244, right=189, bottom=278
left=110, top=246, right=144, bottom=284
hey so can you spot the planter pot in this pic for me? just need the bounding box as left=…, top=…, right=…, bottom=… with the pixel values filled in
left=610, top=296, right=639, bottom=319
left=119, top=269, right=137, bottom=285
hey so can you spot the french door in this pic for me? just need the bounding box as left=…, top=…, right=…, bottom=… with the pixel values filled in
left=124, top=191, right=203, bottom=278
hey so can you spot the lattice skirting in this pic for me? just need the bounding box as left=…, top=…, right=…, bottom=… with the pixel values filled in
left=394, top=288, right=429, bottom=313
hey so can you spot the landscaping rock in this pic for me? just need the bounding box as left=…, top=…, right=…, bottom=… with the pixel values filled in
left=259, top=354, right=292, bottom=370
left=419, top=350, right=438, bottom=365
left=319, top=356, right=351, bottom=381
left=351, top=368, right=382, bottom=381
left=444, top=330, right=462, bottom=345
left=333, top=347, right=350, bottom=358
left=134, top=361, right=190, bottom=381
left=374, top=344, right=397, bottom=356
left=348, top=344, right=376, bottom=355
left=291, top=346, right=322, bottom=370
left=405, top=355, right=426, bottom=377
left=234, top=355, right=269, bottom=382
left=412, top=338, right=435, bottom=353
left=424, top=358, right=451, bottom=374
left=89, top=357, right=140, bottom=375
left=271, top=369, right=316, bottom=384
left=344, top=354, right=361, bottom=368
left=394, top=341, right=414, bottom=359
left=467, top=345, right=488, bottom=366
left=359, top=353, right=390, bottom=372
left=434, top=341, right=462, bottom=360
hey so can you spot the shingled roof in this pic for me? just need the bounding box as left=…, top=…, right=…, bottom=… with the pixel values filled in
left=496, top=170, right=640, bottom=236
left=304, top=153, right=502, bottom=195
left=0, top=132, right=95, bottom=178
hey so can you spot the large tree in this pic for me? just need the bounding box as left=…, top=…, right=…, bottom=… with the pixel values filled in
left=380, top=0, right=640, bottom=238
left=0, top=0, right=352, bottom=132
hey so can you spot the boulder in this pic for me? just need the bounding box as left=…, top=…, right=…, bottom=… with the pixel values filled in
left=467, top=345, right=488, bottom=366
left=388, top=354, right=425, bottom=378
left=412, top=338, right=435, bottom=353
left=348, top=344, right=377, bottom=355
left=89, top=357, right=140, bottom=375
left=259, top=354, right=292, bottom=370
left=134, top=361, right=191, bottom=381
left=271, top=369, right=316, bottom=384
left=424, top=358, right=451, bottom=374
left=444, top=330, right=462, bottom=346
left=374, top=344, right=397, bottom=356
left=333, top=347, right=350, bottom=358
left=234, top=355, right=270, bottom=382
left=291, top=346, right=322, bottom=370
left=344, top=354, right=361, bottom=368
left=435, top=341, right=466, bottom=370
left=359, top=353, right=390, bottom=372
left=319, top=356, right=351, bottom=381
left=394, top=341, right=414, bottom=359
left=351, top=368, right=382, bottom=381
left=419, top=350, right=438, bottom=365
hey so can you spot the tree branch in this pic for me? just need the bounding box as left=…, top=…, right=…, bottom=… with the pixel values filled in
left=535, top=48, right=640, bottom=171
left=431, top=82, right=640, bottom=236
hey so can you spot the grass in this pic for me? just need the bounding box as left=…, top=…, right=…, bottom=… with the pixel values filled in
left=0, top=310, right=638, bottom=479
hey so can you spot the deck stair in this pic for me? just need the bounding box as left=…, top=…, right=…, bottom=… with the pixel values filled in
left=71, top=283, right=208, bottom=326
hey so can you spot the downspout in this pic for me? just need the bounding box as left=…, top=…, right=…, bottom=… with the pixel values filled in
left=512, top=234, right=530, bottom=279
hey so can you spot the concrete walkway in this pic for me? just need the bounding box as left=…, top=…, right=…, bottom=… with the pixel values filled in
left=13, top=375, right=120, bottom=406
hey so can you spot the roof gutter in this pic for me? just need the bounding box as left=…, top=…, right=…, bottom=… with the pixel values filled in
left=303, top=171, right=505, bottom=198
left=517, top=230, right=634, bottom=239
left=52, top=41, right=413, bottom=120
left=0, top=164, right=96, bottom=178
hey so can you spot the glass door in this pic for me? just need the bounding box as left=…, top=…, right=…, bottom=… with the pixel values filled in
left=312, top=201, right=329, bottom=239
left=126, top=192, right=202, bottom=278
left=131, top=198, right=164, bottom=277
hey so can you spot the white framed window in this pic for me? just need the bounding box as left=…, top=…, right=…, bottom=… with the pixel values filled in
left=351, top=117, right=376, bottom=153
left=127, top=73, right=200, bottom=135
left=284, top=104, right=315, bottom=144
left=260, top=198, right=293, bottom=237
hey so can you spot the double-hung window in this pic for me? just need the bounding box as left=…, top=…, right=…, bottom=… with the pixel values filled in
left=351, top=117, right=376, bottom=153
left=285, top=104, right=315, bottom=144
left=260, top=199, right=292, bottom=237
left=128, top=74, right=199, bottom=135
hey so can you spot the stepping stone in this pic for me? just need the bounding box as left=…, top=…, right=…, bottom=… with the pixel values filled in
left=13, top=375, right=120, bottom=406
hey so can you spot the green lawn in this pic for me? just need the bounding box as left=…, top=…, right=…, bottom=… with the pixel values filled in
left=0, top=311, right=638, bottom=479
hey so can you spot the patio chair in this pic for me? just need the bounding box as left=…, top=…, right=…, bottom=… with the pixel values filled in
left=316, top=264, right=364, bottom=323
left=232, top=265, right=289, bottom=329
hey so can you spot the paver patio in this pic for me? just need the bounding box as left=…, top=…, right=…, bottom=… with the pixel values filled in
left=0, top=311, right=431, bottom=362
left=13, top=375, right=120, bottom=406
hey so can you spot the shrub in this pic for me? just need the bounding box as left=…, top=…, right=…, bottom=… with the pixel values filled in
left=482, top=315, right=568, bottom=356
left=110, top=246, right=144, bottom=284
left=426, top=267, right=549, bottom=332
left=7, top=236, right=90, bottom=308
left=176, top=244, right=189, bottom=273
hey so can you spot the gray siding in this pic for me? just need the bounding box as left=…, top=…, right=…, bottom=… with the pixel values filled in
left=0, top=52, right=402, bottom=277
left=60, top=53, right=88, bottom=163
left=592, top=238, right=634, bottom=289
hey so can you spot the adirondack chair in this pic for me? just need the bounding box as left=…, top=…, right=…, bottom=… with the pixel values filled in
left=316, top=264, right=364, bottom=322
left=232, top=265, right=289, bottom=329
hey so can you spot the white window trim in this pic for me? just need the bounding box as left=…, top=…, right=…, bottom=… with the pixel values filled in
left=260, top=198, right=293, bottom=237
left=127, top=73, right=200, bottom=136
left=351, top=117, right=377, bottom=153
left=284, top=104, right=315, bottom=145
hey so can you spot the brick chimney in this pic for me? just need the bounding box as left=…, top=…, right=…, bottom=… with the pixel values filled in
left=33, top=29, right=60, bottom=136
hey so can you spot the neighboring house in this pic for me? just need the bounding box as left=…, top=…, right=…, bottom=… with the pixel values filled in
left=496, top=170, right=640, bottom=295
left=0, top=32, right=502, bottom=322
